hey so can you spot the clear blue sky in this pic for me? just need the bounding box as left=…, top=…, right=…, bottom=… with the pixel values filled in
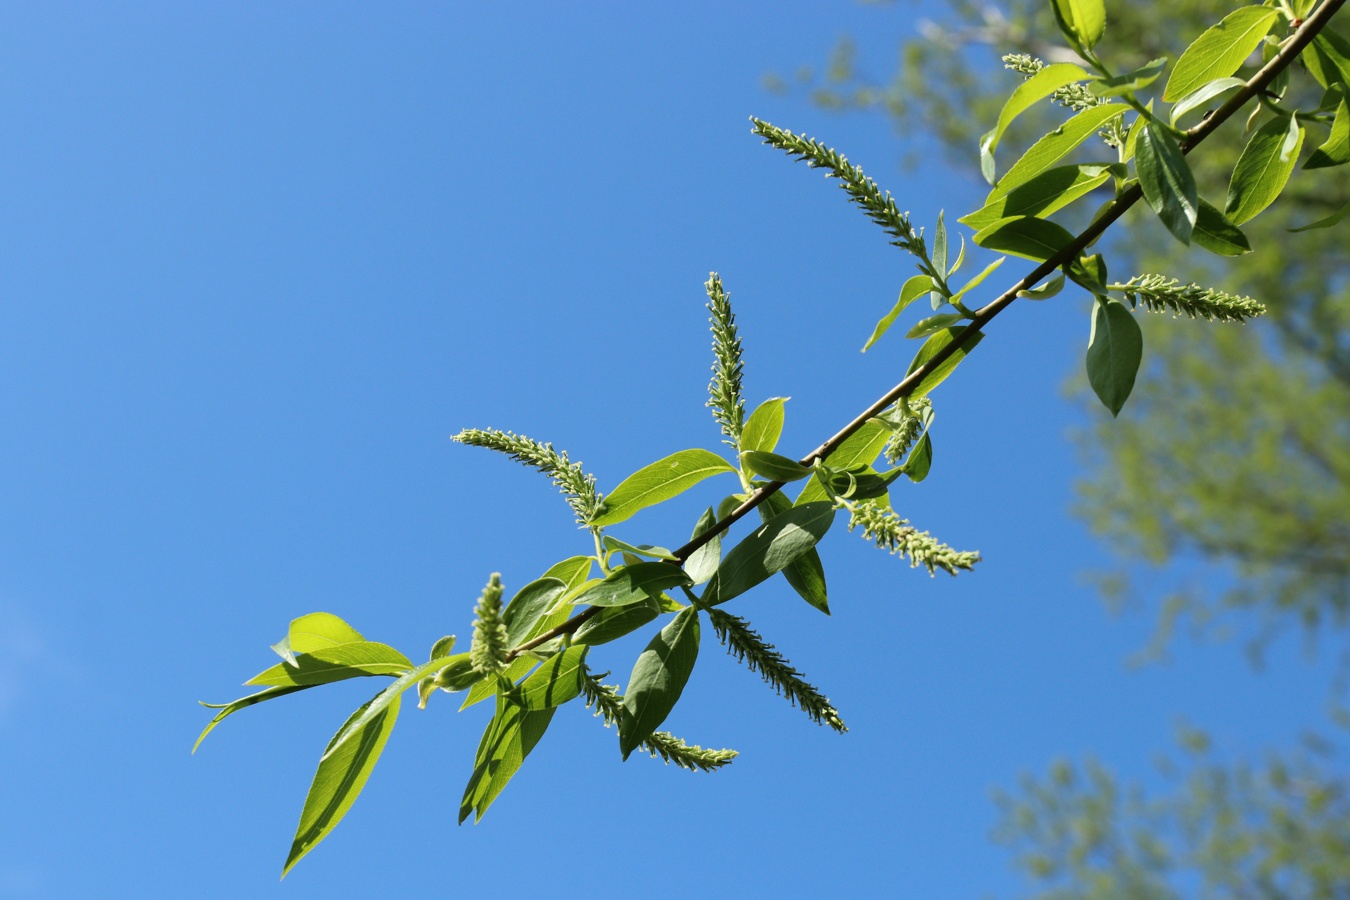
left=0, top=2, right=1333, bottom=897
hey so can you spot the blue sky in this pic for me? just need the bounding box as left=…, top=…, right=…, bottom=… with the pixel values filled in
left=0, top=2, right=1335, bottom=897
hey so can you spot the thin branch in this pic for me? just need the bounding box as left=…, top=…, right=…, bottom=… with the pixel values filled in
left=507, top=0, right=1346, bottom=660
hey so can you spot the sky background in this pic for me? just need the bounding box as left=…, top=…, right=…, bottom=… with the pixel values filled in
left=0, top=2, right=1336, bottom=897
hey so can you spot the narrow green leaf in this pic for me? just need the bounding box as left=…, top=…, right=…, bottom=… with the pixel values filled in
left=1050, top=0, right=1106, bottom=51
left=1306, top=100, right=1350, bottom=169
left=589, top=449, right=736, bottom=526
left=1067, top=253, right=1109, bottom=294
left=685, top=508, right=721, bottom=585
left=1137, top=122, right=1198, bottom=244
left=1169, top=77, right=1246, bottom=125
left=247, top=642, right=413, bottom=687
left=1018, top=273, right=1066, bottom=300
left=906, top=313, right=966, bottom=339
left=740, top=450, right=813, bottom=483
left=758, top=491, right=828, bottom=614
left=573, top=561, right=693, bottom=608
left=541, top=556, right=594, bottom=591
left=983, top=63, right=1093, bottom=166
left=863, top=274, right=933, bottom=351
left=1287, top=200, right=1350, bottom=232
left=502, top=578, right=568, bottom=648
left=194, top=685, right=311, bottom=753
left=518, top=645, right=589, bottom=710
left=949, top=257, right=1005, bottom=307
left=1090, top=58, right=1167, bottom=98
left=992, top=104, right=1126, bottom=199
left=573, top=597, right=661, bottom=645
left=1164, top=7, right=1279, bottom=102
left=1086, top=297, right=1143, bottom=417
left=973, top=215, right=1075, bottom=262
left=702, top=503, right=836, bottom=606
left=1192, top=198, right=1252, bottom=255
left=460, top=656, right=534, bottom=710
left=741, top=397, right=788, bottom=454
left=459, top=692, right=555, bottom=824
left=602, top=536, right=677, bottom=562
left=1304, top=31, right=1350, bottom=90
left=905, top=326, right=986, bottom=401
left=284, top=691, right=400, bottom=876
left=933, top=211, right=948, bottom=283
left=904, top=433, right=933, bottom=483
left=796, top=421, right=891, bottom=506
left=1226, top=113, right=1305, bottom=224
left=619, top=608, right=701, bottom=759
left=961, top=164, right=1111, bottom=232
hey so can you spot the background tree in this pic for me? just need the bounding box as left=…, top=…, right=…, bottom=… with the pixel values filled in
left=776, top=0, right=1350, bottom=894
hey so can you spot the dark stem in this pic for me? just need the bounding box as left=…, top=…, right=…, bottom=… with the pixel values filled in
left=508, top=0, right=1345, bottom=660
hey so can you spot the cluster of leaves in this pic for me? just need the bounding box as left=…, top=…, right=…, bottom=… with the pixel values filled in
left=197, top=0, right=1348, bottom=877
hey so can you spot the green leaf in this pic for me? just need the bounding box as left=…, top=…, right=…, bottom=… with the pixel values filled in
left=904, top=433, right=933, bottom=483
left=589, top=449, right=736, bottom=526
left=1067, top=253, right=1109, bottom=294
left=982, top=63, right=1093, bottom=170
left=1049, top=0, right=1106, bottom=51
left=905, top=326, right=986, bottom=401
left=932, top=210, right=948, bottom=287
left=1287, top=201, right=1350, bottom=232
left=1304, top=31, right=1350, bottom=90
left=1086, top=297, right=1143, bottom=417
left=1169, top=77, right=1246, bottom=125
left=1018, top=273, right=1066, bottom=300
left=573, top=561, right=693, bottom=608
left=430, top=654, right=480, bottom=693
left=602, top=536, right=677, bottom=562
left=194, top=685, right=312, bottom=753
left=1192, top=198, right=1252, bottom=255
left=992, top=104, right=1126, bottom=199
left=619, top=608, right=701, bottom=759
left=573, top=597, right=661, bottom=645
left=270, top=612, right=366, bottom=666
left=973, top=215, right=1075, bottom=262
left=502, top=578, right=568, bottom=648
left=541, top=555, right=595, bottom=590
left=906, top=313, right=966, bottom=340
left=685, top=508, right=722, bottom=585
left=1163, top=7, right=1279, bottom=102
left=863, top=274, right=933, bottom=351
left=284, top=690, right=400, bottom=876
left=459, top=692, right=555, bottom=824
left=518, top=645, right=589, bottom=710
left=796, top=421, right=891, bottom=506
left=460, top=656, right=534, bottom=710
left=949, top=257, right=1005, bottom=307
left=1226, top=113, right=1305, bottom=225
left=757, top=491, right=829, bottom=614
left=702, top=503, right=836, bottom=606
left=818, top=464, right=903, bottom=501
left=740, top=397, right=788, bottom=454
left=1306, top=100, right=1349, bottom=169
left=1090, top=58, right=1167, bottom=98
left=740, top=450, right=813, bottom=482
left=960, top=164, right=1111, bottom=233
left=1137, top=122, right=1198, bottom=244
left=247, top=641, right=414, bottom=687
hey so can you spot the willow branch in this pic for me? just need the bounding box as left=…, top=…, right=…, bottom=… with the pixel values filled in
left=507, top=0, right=1345, bottom=660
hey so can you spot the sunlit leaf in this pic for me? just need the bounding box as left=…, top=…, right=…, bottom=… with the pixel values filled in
left=863, top=274, right=933, bottom=351
left=518, top=645, right=589, bottom=710
left=740, top=450, right=813, bottom=483
left=589, top=449, right=736, bottom=527
left=684, top=507, right=722, bottom=585
left=1163, top=6, right=1279, bottom=102
left=796, top=421, right=891, bottom=506
left=1226, top=113, right=1305, bottom=224
left=991, top=104, right=1126, bottom=199
left=741, top=397, right=788, bottom=453
left=974, top=215, right=1075, bottom=262
left=459, top=692, right=555, bottom=824
left=960, top=164, right=1111, bottom=232
left=247, top=642, right=413, bottom=687
left=194, top=685, right=312, bottom=753
left=1169, top=77, right=1245, bottom=126
left=572, top=562, right=692, bottom=608
left=1305, top=99, right=1349, bottom=169
left=1137, top=122, right=1198, bottom=244
left=758, top=491, right=829, bottom=614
